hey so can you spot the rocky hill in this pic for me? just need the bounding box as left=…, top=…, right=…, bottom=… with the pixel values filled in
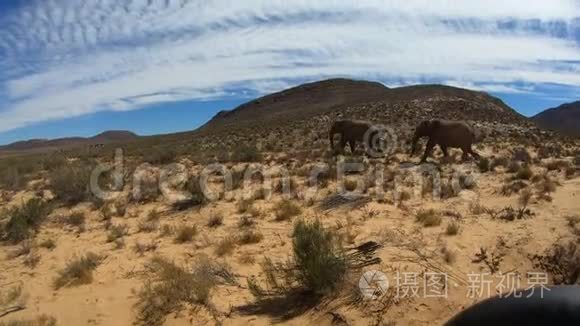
left=533, top=101, right=580, bottom=137
left=0, top=130, right=139, bottom=152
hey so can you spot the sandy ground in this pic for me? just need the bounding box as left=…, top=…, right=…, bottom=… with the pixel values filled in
left=1, top=149, right=579, bottom=326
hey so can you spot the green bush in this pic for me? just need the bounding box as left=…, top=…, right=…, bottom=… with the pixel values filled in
left=292, top=219, right=346, bottom=294
left=49, top=162, right=93, bottom=205
left=2, top=198, right=52, bottom=243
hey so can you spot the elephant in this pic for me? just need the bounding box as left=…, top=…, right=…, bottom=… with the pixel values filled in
left=329, top=119, right=380, bottom=155
left=410, top=119, right=480, bottom=163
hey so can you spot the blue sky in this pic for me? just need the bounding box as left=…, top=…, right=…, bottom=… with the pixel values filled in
left=0, top=1, right=579, bottom=145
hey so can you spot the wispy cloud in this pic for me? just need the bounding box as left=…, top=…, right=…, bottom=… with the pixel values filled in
left=0, top=0, right=579, bottom=132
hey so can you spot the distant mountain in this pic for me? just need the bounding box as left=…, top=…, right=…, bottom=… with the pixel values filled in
left=532, top=101, right=580, bottom=137
left=199, top=78, right=528, bottom=135
left=0, top=130, right=139, bottom=152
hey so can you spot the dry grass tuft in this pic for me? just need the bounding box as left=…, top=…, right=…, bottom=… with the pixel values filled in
left=415, top=209, right=441, bottom=227
left=273, top=199, right=302, bottom=221
left=53, top=252, right=103, bottom=289
left=174, top=225, right=197, bottom=243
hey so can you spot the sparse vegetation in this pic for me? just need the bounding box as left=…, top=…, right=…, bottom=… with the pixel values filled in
left=273, top=199, right=302, bottom=221
left=237, top=230, right=264, bottom=245
left=0, top=315, right=57, bottom=326
left=2, top=198, right=52, bottom=243
left=207, top=212, right=223, bottom=228
left=39, top=238, right=56, bottom=250
left=446, top=221, right=460, bottom=235
left=214, top=236, right=236, bottom=256
left=106, top=224, right=129, bottom=243
left=49, top=162, right=93, bottom=205
left=53, top=252, right=103, bottom=289
left=513, top=164, right=533, bottom=180
left=477, top=157, right=490, bottom=173
left=415, top=209, right=441, bottom=227
left=134, top=256, right=218, bottom=326
left=174, top=225, right=197, bottom=243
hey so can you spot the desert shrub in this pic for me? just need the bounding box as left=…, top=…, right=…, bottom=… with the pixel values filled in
left=143, top=147, right=177, bottom=165
left=207, top=212, right=223, bottom=228
left=137, top=219, right=159, bottom=233
left=231, top=145, right=262, bottom=162
left=0, top=315, right=57, bottom=326
left=49, top=162, right=93, bottom=205
left=500, top=180, right=528, bottom=196
left=134, top=255, right=226, bottom=326
left=477, top=157, right=490, bottom=173
left=8, top=240, right=33, bottom=259
left=53, top=252, right=102, bottom=289
left=292, top=219, right=346, bottom=294
left=532, top=241, right=580, bottom=285
left=106, top=224, right=129, bottom=243
left=39, top=238, right=56, bottom=250
left=237, top=230, right=264, bottom=245
left=273, top=199, right=302, bottom=221
left=60, top=211, right=86, bottom=232
left=513, top=165, right=533, bottom=180
left=23, top=251, right=41, bottom=268
left=237, top=215, right=255, bottom=228
left=506, top=161, right=520, bottom=173
left=2, top=198, right=52, bottom=243
left=214, top=236, right=236, bottom=256
left=0, top=166, right=24, bottom=190
left=174, top=225, right=197, bottom=243
left=490, top=156, right=509, bottom=170
left=441, top=246, right=456, bottom=264
left=446, top=221, right=460, bottom=235
left=41, top=153, right=68, bottom=171
left=545, top=159, right=571, bottom=172
left=534, top=174, right=559, bottom=194
left=159, top=225, right=174, bottom=238
left=237, top=199, right=254, bottom=214
left=415, top=209, right=441, bottom=227
left=133, top=241, right=158, bottom=256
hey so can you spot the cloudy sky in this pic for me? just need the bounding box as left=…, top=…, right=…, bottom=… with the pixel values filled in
left=0, top=0, right=579, bottom=144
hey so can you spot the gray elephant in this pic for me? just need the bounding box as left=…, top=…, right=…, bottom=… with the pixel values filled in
left=410, top=119, right=480, bottom=163
left=329, top=119, right=380, bottom=155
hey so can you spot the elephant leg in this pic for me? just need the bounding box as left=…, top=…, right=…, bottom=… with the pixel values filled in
left=440, top=144, right=449, bottom=157
left=348, top=140, right=356, bottom=154
left=421, top=139, right=435, bottom=163
left=469, top=146, right=481, bottom=159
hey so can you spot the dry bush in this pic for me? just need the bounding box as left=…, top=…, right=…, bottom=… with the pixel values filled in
left=292, top=219, right=346, bottom=294
left=7, top=240, right=33, bottom=259
left=446, top=221, right=460, bottom=235
left=565, top=167, right=576, bottom=179
left=544, top=159, right=571, bottom=172
left=159, top=225, right=174, bottom=238
left=134, top=255, right=231, bottom=326
left=490, top=156, right=509, bottom=171
left=513, top=164, right=534, bottom=180
left=143, top=147, right=177, bottom=165
left=53, top=252, right=103, bottom=289
left=106, top=224, right=129, bottom=243
left=137, top=219, right=159, bottom=233
left=532, top=241, right=580, bottom=285
left=207, top=212, right=223, bottom=228
left=236, top=199, right=254, bottom=214
left=506, top=161, right=520, bottom=173
left=415, top=209, right=441, bottom=227
left=49, top=162, right=93, bottom=205
left=237, top=230, right=264, bottom=245
left=2, top=198, right=52, bottom=243
left=60, top=211, right=86, bottom=232
left=174, top=225, right=197, bottom=243
left=441, top=246, right=456, bottom=264
left=0, top=315, right=57, bottom=326
left=534, top=174, right=559, bottom=194
left=133, top=241, right=158, bottom=256
left=477, top=157, right=490, bottom=173
left=238, top=252, right=256, bottom=265
left=214, top=236, right=236, bottom=257
left=231, top=145, right=262, bottom=162
left=23, top=251, right=41, bottom=268
left=39, top=238, right=56, bottom=250
left=500, top=180, right=528, bottom=196
left=273, top=199, right=302, bottom=221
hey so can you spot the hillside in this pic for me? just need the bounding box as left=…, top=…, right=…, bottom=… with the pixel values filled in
left=0, top=130, right=139, bottom=152
left=200, top=78, right=529, bottom=134
left=533, top=101, right=580, bottom=137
